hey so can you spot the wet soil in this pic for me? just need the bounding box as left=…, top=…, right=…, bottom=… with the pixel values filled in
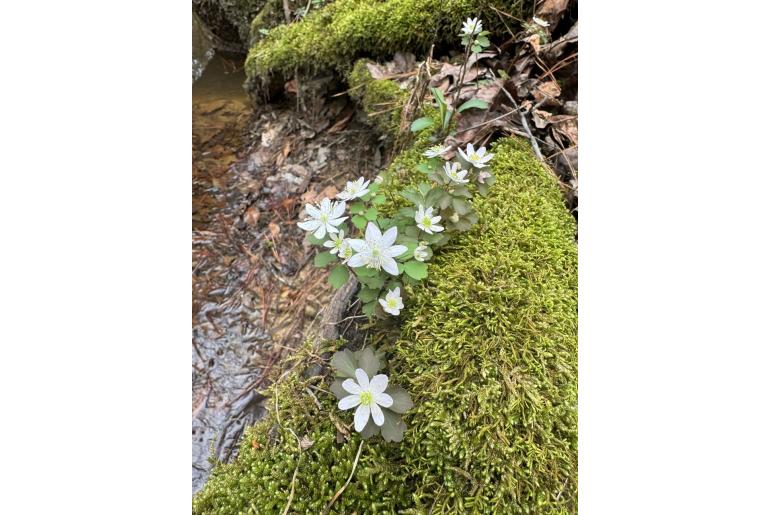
left=192, top=53, right=383, bottom=493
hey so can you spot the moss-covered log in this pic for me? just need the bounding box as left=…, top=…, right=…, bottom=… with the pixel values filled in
left=244, top=0, right=532, bottom=93
left=193, top=130, right=577, bottom=512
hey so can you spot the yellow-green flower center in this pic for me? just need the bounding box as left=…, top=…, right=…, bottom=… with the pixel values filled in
left=387, top=298, right=398, bottom=308
left=359, top=391, right=373, bottom=406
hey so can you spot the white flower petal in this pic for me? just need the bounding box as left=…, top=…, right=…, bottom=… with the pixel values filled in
left=338, top=395, right=361, bottom=410
left=354, top=404, right=370, bottom=432
left=378, top=298, right=389, bottom=311
left=370, top=374, right=389, bottom=394
left=347, top=253, right=367, bottom=268
left=305, top=204, right=320, bottom=217
left=354, top=368, right=370, bottom=390
left=365, top=222, right=382, bottom=242
left=313, top=225, right=327, bottom=239
left=380, top=226, right=398, bottom=247
left=342, top=378, right=362, bottom=395
left=384, top=244, right=407, bottom=258
left=329, top=216, right=348, bottom=226
left=297, top=220, right=321, bottom=231
left=332, top=201, right=346, bottom=218
left=348, top=239, right=367, bottom=252
left=381, top=257, right=399, bottom=276
left=370, top=403, right=384, bottom=426
left=393, top=287, right=400, bottom=296
left=375, top=392, right=394, bottom=408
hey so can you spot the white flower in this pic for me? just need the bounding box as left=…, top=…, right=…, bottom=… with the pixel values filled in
left=458, top=143, right=494, bottom=169
left=461, top=17, right=482, bottom=36
left=532, top=16, right=550, bottom=27
left=297, top=198, right=347, bottom=239
left=339, top=240, right=354, bottom=264
left=414, top=243, right=429, bottom=262
left=347, top=223, right=408, bottom=276
left=338, top=368, right=394, bottom=432
left=374, top=175, right=384, bottom=184
left=477, top=170, right=491, bottom=184
left=415, top=205, right=444, bottom=235
left=323, top=230, right=346, bottom=255
left=423, top=144, right=450, bottom=158
left=378, top=287, right=404, bottom=316
left=337, top=177, right=371, bottom=201
left=443, top=162, right=469, bottom=184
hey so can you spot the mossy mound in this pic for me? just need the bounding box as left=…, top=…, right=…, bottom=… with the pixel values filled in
left=193, top=135, right=577, bottom=513
left=244, top=0, right=533, bottom=93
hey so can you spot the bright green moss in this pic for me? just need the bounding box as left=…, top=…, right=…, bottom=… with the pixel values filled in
left=193, top=136, right=577, bottom=513
left=244, top=0, right=532, bottom=92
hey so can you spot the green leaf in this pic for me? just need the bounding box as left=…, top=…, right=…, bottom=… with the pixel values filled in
left=385, top=385, right=414, bottom=413
left=359, top=274, right=385, bottom=289
left=416, top=162, right=432, bottom=174
left=417, top=182, right=431, bottom=197
left=400, top=188, right=423, bottom=205
left=364, top=207, right=378, bottom=221
left=471, top=44, right=482, bottom=53
left=358, top=286, right=380, bottom=303
left=328, top=265, right=349, bottom=289
left=330, top=379, right=346, bottom=399
left=424, top=187, right=444, bottom=207
left=361, top=300, right=378, bottom=317
left=430, top=87, right=446, bottom=105
left=313, top=251, right=337, bottom=267
left=350, top=201, right=366, bottom=214
left=330, top=349, right=357, bottom=379
left=458, top=98, right=489, bottom=112
left=404, top=260, right=428, bottom=280
left=352, top=215, right=367, bottom=229
left=398, top=242, right=417, bottom=261
left=397, top=206, right=416, bottom=218
left=358, top=347, right=381, bottom=376
left=452, top=197, right=471, bottom=215
left=452, top=185, right=473, bottom=198
left=354, top=266, right=377, bottom=278
left=442, top=110, right=452, bottom=130
left=380, top=410, right=407, bottom=442
left=410, top=116, right=434, bottom=133
left=371, top=193, right=386, bottom=205
left=307, top=233, right=326, bottom=245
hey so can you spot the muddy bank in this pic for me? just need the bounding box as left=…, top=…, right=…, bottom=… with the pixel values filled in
left=192, top=52, right=384, bottom=492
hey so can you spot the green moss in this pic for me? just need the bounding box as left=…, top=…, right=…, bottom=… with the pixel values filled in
left=193, top=136, right=577, bottom=513
left=244, top=0, right=532, bottom=92
left=347, top=59, right=410, bottom=137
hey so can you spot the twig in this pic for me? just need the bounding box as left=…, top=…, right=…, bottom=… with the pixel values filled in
left=322, top=440, right=365, bottom=514
left=500, top=87, right=543, bottom=161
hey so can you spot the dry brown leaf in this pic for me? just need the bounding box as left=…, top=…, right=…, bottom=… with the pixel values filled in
left=526, top=34, right=541, bottom=54
left=268, top=222, right=281, bottom=238
left=534, top=81, right=562, bottom=103
left=536, top=0, right=570, bottom=25
left=244, top=207, right=261, bottom=226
